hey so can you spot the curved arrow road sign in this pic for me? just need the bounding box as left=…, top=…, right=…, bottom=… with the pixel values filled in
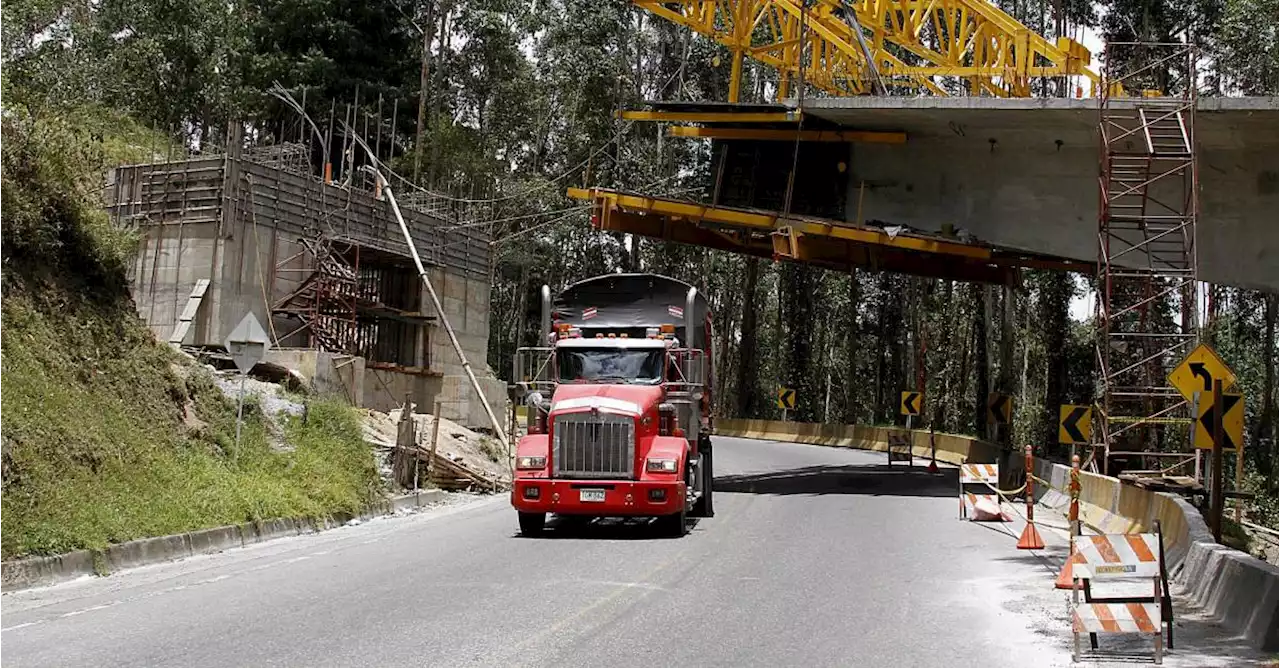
left=1169, top=344, right=1237, bottom=403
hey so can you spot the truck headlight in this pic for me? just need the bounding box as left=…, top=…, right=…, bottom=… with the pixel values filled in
left=517, top=456, right=547, bottom=470
left=645, top=458, right=678, bottom=473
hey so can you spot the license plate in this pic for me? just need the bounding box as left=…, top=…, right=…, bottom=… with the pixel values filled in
left=579, top=489, right=606, bottom=503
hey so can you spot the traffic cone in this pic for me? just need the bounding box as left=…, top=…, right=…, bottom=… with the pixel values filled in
left=927, top=458, right=939, bottom=474
left=1016, top=520, right=1045, bottom=550
left=1055, top=550, right=1085, bottom=590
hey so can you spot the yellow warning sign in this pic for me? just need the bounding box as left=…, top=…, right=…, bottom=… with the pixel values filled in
left=1194, top=392, right=1244, bottom=451
left=987, top=393, right=1012, bottom=424
left=900, top=391, right=922, bottom=416
left=1168, top=343, right=1237, bottom=403
left=1059, top=405, right=1092, bottom=444
left=776, top=387, right=797, bottom=410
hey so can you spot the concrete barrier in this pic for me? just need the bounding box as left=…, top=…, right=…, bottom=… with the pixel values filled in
left=1, top=490, right=446, bottom=592
left=717, top=418, right=1004, bottom=466
left=716, top=418, right=1278, bottom=650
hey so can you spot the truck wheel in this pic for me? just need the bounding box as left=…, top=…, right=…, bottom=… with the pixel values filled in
left=657, top=507, right=687, bottom=538
left=692, top=447, right=715, bottom=518
left=518, top=512, right=545, bottom=536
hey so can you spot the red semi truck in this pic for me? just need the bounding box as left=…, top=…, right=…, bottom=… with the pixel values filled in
left=509, top=274, right=715, bottom=537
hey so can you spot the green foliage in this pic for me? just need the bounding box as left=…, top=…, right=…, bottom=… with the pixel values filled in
left=0, top=107, right=379, bottom=559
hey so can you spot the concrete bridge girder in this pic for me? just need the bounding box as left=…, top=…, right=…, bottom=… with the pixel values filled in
left=799, top=96, right=1278, bottom=292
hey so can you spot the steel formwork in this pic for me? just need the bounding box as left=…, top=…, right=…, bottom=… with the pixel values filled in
left=1095, top=43, right=1200, bottom=475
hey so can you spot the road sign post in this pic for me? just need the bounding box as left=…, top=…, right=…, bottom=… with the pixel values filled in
left=1191, top=391, right=1202, bottom=484
left=224, top=312, right=271, bottom=460
left=1211, top=380, right=1224, bottom=542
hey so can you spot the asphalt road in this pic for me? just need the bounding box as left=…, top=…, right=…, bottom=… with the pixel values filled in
left=3, top=436, right=1248, bottom=667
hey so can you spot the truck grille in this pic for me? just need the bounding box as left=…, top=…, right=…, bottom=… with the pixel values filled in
left=552, top=412, right=636, bottom=479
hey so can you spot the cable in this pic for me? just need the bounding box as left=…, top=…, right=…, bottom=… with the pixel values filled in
left=490, top=208, right=589, bottom=246
left=352, top=61, right=692, bottom=206
left=351, top=119, right=637, bottom=206
left=442, top=204, right=592, bottom=231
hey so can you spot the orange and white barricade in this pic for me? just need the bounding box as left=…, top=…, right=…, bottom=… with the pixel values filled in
left=887, top=431, right=913, bottom=468
left=1071, top=533, right=1167, bottom=664
left=957, top=463, right=1006, bottom=521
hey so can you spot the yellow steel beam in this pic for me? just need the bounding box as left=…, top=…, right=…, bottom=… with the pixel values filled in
left=633, top=0, right=1098, bottom=100
left=570, top=188, right=1012, bottom=282
left=667, top=126, right=907, bottom=143
left=617, top=110, right=801, bottom=123
left=568, top=187, right=990, bottom=259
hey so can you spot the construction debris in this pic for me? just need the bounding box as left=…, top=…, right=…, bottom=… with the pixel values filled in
left=363, top=407, right=510, bottom=493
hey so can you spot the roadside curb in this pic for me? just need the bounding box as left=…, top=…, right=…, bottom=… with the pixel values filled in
left=1, top=490, right=446, bottom=592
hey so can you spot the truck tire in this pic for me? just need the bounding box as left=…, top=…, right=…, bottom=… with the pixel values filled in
left=691, top=446, right=715, bottom=518
left=518, top=512, right=546, bottom=536
left=657, top=507, right=687, bottom=538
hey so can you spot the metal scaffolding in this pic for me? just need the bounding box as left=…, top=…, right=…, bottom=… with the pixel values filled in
left=272, top=232, right=433, bottom=368
left=1094, top=43, right=1200, bottom=475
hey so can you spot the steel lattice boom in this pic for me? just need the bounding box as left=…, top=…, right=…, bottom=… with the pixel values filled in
left=636, top=0, right=1098, bottom=99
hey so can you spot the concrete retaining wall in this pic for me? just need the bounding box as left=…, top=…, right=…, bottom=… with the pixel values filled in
left=1, top=490, right=444, bottom=592
left=716, top=419, right=1278, bottom=650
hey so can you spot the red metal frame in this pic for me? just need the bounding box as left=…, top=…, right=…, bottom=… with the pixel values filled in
left=1094, top=43, right=1200, bottom=475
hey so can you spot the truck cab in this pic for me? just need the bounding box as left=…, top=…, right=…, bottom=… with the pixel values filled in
left=509, top=274, right=715, bottom=537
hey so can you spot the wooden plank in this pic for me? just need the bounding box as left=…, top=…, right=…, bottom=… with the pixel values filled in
left=168, top=279, right=211, bottom=344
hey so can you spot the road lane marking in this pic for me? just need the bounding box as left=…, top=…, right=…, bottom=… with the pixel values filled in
left=60, top=603, right=117, bottom=618
left=1, top=621, right=45, bottom=632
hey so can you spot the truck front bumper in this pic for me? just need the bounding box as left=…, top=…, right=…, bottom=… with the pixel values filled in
left=511, top=479, right=685, bottom=516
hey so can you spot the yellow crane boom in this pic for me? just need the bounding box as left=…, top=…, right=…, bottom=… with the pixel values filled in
left=634, top=0, right=1098, bottom=99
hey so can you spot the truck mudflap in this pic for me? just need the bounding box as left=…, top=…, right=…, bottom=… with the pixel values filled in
left=511, top=479, right=686, bottom=516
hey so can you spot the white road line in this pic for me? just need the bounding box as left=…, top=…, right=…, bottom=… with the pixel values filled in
left=60, top=603, right=117, bottom=618
left=1, top=621, right=45, bottom=632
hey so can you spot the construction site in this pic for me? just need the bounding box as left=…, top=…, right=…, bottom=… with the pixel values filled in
left=105, top=123, right=505, bottom=430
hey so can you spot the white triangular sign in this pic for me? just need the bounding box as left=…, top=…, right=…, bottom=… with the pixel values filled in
left=224, top=312, right=271, bottom=374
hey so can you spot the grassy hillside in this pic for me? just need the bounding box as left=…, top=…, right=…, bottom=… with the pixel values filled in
left=1, top=107, right=381, bottom=560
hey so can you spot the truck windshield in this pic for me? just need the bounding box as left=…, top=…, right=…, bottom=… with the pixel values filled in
left=557, top=348, right=664, bottom=384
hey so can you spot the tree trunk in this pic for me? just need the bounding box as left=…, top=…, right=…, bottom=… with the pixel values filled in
left=973, top=284, right=990, bottom=436
left=934, top=281, right=954, bottom=429
left=734, top=258, right=761, bottom=418
left=1040, top=272, right=1071, bottom=454
left=413, top=0, right=438, bottom=184
left=1254, top=292, right=1277, bottom=468
left=782, top=263, right=818, bottom=422
left=843, top=269, right=860, bottom=423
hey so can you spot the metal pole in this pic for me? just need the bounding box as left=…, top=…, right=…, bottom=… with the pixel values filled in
left=1211, top=379, right=1224, bottom=541
left=906, top=413, right=914, bottom=466
left=234, top=373, right=247, bottom=461
left=1069, top=453, right=1081, bottom=555
left=373, top=171, right=509, bottom=448
left=1191, top=391, right=1202, bottom=483
left=1234, top=422, right=1245, bottom=523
